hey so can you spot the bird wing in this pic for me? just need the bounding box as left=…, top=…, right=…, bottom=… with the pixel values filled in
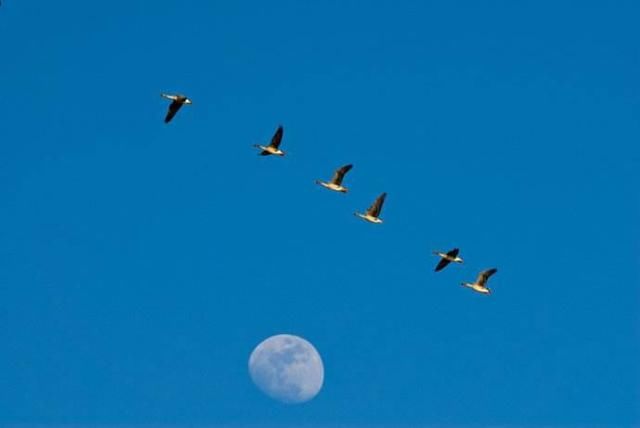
left=164, top=100, right=183, bottom=123
left=366, top=192, right=387, bottom=217
left=330, top=164, right=353, bottom=185
left=434, top=258, right=451, bottom=272
left=269, top=126, right=284, bottom=148
left=446, top=248, right=460, bottom=258
left=477, top=268, right=498, bottom=286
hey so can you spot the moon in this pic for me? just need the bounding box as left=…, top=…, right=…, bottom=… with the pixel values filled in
left=248, top=334, right=324, bottom=404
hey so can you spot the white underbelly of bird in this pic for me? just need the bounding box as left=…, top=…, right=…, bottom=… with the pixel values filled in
left=356, top=213, right=383, bottom=224
left=257, top=145, right=284, bottom=156
left=464, top=284, right=490, bottom=294
left=317, top=181, right=347, bottom=193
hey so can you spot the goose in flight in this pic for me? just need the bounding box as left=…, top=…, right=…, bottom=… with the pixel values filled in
left=433, top=248, right=463, bottom=272
left=355, top=192, right=387, bottom=224
left=161, top=93, right=192, bottom=123
left=316, top=164, right=353, bottom=193
left=254, top=126, right=285, bottom=156
left=462, top=268, right=498, bottom=294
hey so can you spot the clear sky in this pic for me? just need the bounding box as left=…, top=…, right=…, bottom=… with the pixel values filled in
left=1, top=1, right=638, bottom=427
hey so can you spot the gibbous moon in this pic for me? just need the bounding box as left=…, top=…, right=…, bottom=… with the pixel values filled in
left=248, top=334, right=324, bottom=404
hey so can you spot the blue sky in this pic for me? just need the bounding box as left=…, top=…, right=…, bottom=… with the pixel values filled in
left=1, top=1, right=638, bottom=427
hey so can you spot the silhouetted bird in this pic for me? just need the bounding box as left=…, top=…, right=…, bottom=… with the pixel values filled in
left=433, top=248, right=464, bottom=272
left=161, top=93, right=192, bottom=123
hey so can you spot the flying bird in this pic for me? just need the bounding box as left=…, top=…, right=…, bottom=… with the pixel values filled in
left=161, top=93, right=192, bottom=123
left=315, top=164, right=353, bottom=193
left=433, top=248, right=463, bottom=272
left=355, top=192, right=387, bottom=224
left=462, top=268, right=498, bottom=294
left=254, top=126, right=285, bottom=156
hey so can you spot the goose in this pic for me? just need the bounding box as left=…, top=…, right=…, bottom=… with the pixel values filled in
left=254, top=126, right=285, bottom=156
left=433, top=248, right=463, bottom=272
left=355, top=192, right=387, bottom=224
left=462, top=268, right=498, bottom=294
left=161, top=93, right=192, bottom=123
left=316, top=164, right=353, bottom=193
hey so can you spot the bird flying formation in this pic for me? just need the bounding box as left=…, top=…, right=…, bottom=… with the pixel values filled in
left=158, top=94, right=499, bottom=294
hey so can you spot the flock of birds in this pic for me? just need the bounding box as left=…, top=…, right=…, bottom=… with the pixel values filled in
left=161, top=92, right=499, bottom=294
